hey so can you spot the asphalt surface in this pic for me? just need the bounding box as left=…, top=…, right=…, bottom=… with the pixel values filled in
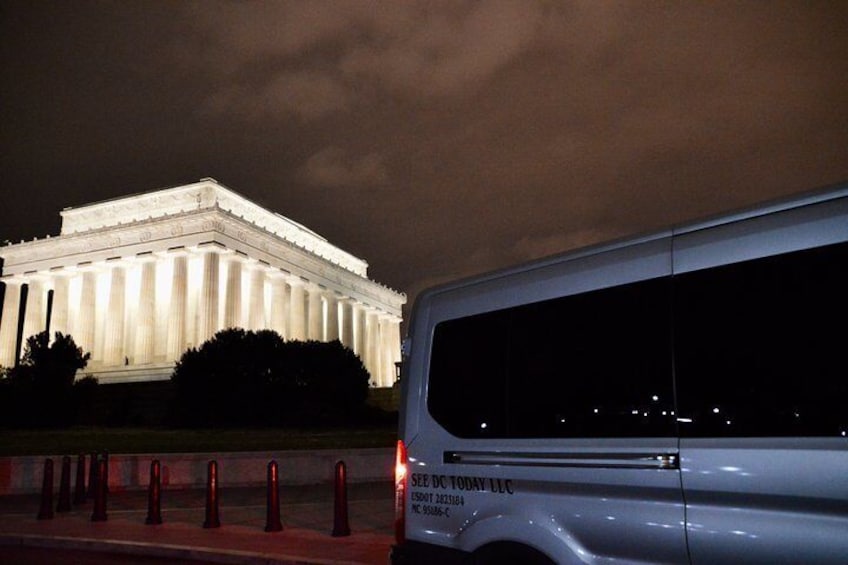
left=0, top=480, right=395, bottom=564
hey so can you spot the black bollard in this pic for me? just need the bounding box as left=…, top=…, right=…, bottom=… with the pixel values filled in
left=37, top=458, right=54, bottom=520
left=56, top=455, right=72, bottom=512
left=87, top=451, right=98, bottom=499
left=203, top=460, right=220, bottom=528
left=73, top=453, right=87, bottom=505
left=265, top=460, right=283, bottom=532
left=331, top=460, right=351, bottom=537
left=145, top=459, right=163, bottom=525
left=91, top=457, right=108, bottom=522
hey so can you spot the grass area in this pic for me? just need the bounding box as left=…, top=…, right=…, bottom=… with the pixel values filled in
left=0, top=426, right=398, bottom=457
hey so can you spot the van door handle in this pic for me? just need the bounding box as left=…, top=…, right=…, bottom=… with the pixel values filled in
left=444, top=451, right=679, bottom=470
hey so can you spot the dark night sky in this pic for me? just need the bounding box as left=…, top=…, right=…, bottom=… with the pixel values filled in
left=2, top=1, right=847, bottom=321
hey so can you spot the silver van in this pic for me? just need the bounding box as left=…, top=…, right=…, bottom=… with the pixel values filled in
left=391, top=184, right=848, bottom=564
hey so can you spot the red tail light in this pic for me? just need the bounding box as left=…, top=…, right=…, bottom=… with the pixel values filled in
left=394, top=439, right=408, bottom=544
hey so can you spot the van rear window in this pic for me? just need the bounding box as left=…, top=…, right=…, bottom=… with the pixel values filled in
left=674, top=241, right=848, bottom=437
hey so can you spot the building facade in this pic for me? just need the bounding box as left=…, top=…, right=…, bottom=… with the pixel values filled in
left=0, top=179, right=406, bottom=386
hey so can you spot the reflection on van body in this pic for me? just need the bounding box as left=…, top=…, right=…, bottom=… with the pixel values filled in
left=391, top=183, right=848, bottom=564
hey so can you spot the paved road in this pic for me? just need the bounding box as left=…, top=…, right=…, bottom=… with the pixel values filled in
left=0, top=480, right=395, bottom=564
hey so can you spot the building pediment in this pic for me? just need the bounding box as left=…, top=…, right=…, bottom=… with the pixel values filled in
left=57, top=178, right=368, bottom=276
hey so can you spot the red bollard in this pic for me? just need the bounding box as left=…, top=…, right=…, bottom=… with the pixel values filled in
left=56, top=455, right=72, bottom=512
left=203, top=460, right=220, bottom=528
left=331, top=460, right=351, bottom=537
left=91, top=457, right=108, bottom=522
left=145, top=459, right=163, bottom=525
left=101, top=450, right=110, bottom=495
left=265, top=460, right=283, bottom=532
left=73, top=453, right=87, bottom=505
left=37, top=458, right=54, bottom=520
left=87, top=451, right=98, bottom=499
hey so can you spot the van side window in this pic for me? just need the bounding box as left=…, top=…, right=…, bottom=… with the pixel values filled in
left=428, top=309, right=511, bottom=437
left=429, top=277, right=676, bottom=438
left=674, top=241, right=848, bottom=437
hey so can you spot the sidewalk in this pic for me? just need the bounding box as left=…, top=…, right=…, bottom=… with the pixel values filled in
left=0, top=481, right=395, bottom=564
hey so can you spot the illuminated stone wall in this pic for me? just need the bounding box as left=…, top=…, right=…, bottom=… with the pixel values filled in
left=0, top=179, right=405, bottom=386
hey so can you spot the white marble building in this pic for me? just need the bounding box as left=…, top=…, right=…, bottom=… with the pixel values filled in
left=0, top=179, right=405, bottom=386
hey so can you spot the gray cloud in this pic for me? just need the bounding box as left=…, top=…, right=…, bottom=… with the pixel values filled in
left=200, top=71, right=350, bottom=121
left=2, top=0, right=847, bottom=320
left=300, top=147, right=390, bottom=188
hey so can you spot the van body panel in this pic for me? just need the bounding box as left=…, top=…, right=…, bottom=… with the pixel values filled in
left=680, top=439, right=848, bottom=564
left=672, top=195, right=848, bottom=273
left=423, top=236, right=673, bottom=324
left=405, top=431, right=687, bottom=563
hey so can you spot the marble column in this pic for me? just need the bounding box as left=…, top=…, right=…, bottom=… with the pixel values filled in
left=247, top=265, right=266, bottom=330
left=134, top=259, right=156, bottom=364
left=21, top=278, right=46, bottom=345
left=380, top=316, right=401, bottom=387
left=0, top=281, right=22, bottom=366
left=196, top=250, right=219, bottom=343
left=224, top=257, right=242, bottom=329
left=77, top=270, right=97, bottom=357
left=166, top=254, right=188, bottom=361
left=51, top=276, right=70, bottom=337
left=366, top=310, right=380, bottom=386
left=288, top=280, right=306, bottom=340
left=355, top=304, right=367, bottom=359
left=340, top=298, right=354, bottom=350
left=325, top=292, right=339, bottom=342
left=269, top=274, right=289, bottom=338
left=103, top=264, right=126, bottom=366
left=307, top=285, right=323, bottom=340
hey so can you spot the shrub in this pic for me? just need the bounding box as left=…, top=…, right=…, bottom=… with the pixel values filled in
left=171, top=328, right=371, bottom=427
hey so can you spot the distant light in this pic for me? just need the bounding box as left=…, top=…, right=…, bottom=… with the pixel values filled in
left=652, top=395, right=659, bottom=402
left=677, top=417, right=693, bottom=423
left=480, top=422, right=488, bottom=429
left=712, top=407, right=720, bottom=414
left=593, top=408, right=599, bottom=414
left=726, top=420, right=732, bottom=425
left=631, top=410, right=639, bottom=415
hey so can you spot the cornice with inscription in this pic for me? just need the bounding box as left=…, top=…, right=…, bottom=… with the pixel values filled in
left=2, top=207, right=405, bottom=316
left=57, top=179, right=368, bottom=275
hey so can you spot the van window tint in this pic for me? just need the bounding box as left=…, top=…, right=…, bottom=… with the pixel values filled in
left=674, top=241, right=848, bottom=437
left=428, top=277, right=676, bottom=438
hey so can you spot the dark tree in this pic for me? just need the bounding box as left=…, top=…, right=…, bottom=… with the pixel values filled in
left=0, top=331, right=93, bottom=428
left=276, top=340, right=371, bottom=421
left=171, top=329, right=371, bottom=427
left=171, top=328, right=285, bottom=426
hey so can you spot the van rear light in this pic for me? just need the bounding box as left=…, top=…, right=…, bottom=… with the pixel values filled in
left=394, top=439, right=408, bottom=544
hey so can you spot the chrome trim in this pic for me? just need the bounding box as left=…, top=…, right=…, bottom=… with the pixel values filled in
left=444, top=451, right=679, bottom=470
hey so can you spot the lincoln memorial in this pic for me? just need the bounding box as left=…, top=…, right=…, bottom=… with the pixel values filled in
left=0, top=178, right=406, bottom=386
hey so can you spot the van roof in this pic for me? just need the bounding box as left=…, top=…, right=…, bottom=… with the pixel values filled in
left=418, top=180, right=848, bottom=301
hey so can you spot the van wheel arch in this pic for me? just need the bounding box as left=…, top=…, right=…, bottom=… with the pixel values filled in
left=472, top=541, right=556, bottom=565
